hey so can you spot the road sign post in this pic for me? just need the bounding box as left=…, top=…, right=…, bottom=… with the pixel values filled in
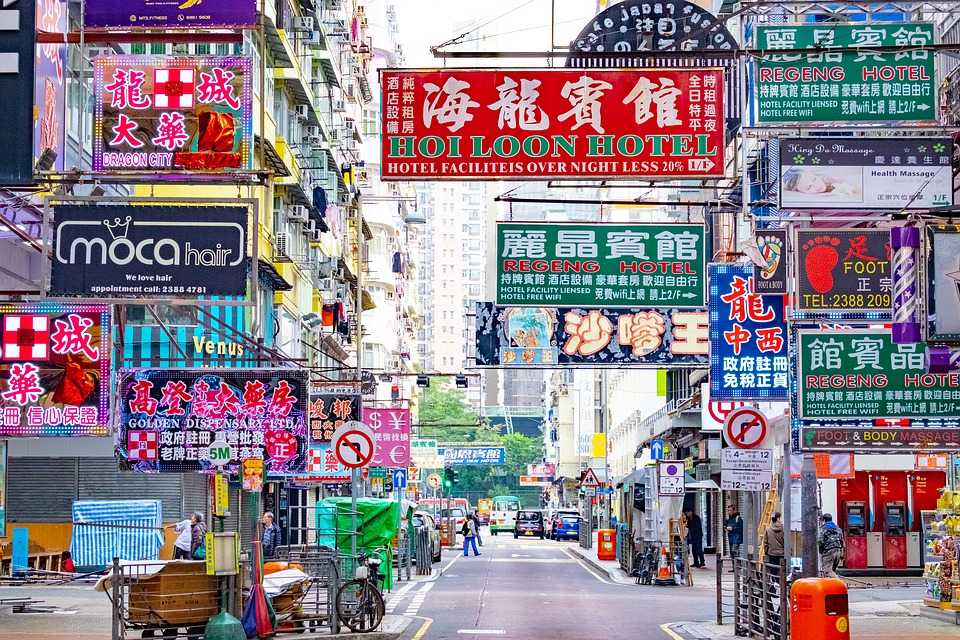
left=658, top=461, right=685, bottom=497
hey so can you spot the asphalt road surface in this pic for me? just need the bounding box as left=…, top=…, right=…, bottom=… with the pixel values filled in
left=396, top=530, right=716, bottom=640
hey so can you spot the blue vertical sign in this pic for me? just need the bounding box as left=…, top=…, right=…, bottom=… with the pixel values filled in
left=709, top=263, right=789, bottom=401
left=392, top=468, right=407, bottom=490
left=650, top=440, right=664, bottom=461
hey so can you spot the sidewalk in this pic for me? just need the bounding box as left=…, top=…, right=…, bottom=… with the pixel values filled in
left=667, top=599, right=958, bottom=640
left=566, top=543, right=727, bottom=591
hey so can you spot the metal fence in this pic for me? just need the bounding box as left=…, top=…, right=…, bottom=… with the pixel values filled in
left=271, top=546, right=342, bottom=635
left=716, top=556, right=789, bottom=640
left=414, top=527, right=434, bottom=576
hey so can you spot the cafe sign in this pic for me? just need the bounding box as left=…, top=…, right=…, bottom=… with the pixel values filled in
left=380, top=68, right=725, bottom=180
left=496, top=222, right=705, bottom=308
left=798, top=329, right=960, bottom=420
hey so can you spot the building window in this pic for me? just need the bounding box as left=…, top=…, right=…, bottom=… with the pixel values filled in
left=362, top=108, right=377, bottom=136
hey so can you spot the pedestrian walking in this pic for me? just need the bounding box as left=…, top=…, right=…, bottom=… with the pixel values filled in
left=462, top=515, right=480, bottom=557
left=764, top=512, right=784, bottom=572
left=725, top=505, right=743, bottom=567
left=261, top=511, right=282, bottom=559
left=818, top=513, right=845, bottom=578
left=685, top=510, right=706, bottom=568
left=471, top=511, right=484, bottom=547
left=171, top=516, right=194, bottom=560
left=190, top=512, right=207, bottom=560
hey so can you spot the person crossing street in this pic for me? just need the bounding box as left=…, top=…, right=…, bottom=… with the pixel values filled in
left=462, top=513, right=481, bottom=557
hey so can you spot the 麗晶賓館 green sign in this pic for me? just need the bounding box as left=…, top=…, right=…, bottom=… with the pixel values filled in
left=798, top=329, right=960, bottom=419
left=495, top=222, right=705, bottom=308
left=755, top=23, right=935, bottom=123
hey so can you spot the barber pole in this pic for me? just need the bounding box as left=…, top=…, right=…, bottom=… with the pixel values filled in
left=890, top=226, right=920, bottom=343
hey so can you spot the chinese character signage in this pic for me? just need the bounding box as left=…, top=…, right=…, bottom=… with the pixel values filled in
left=926, top=226, right=960, bottom=341
left=709, top=264, right=788, bottom=401
left=0, top=304, right=110, bottom=437
left=85, top=0, right=257, bottom=29
left=753, top=230, right=787, bottom=295
left=116, top=369, right=308, bottom=474
left=93, top=56, right=253, bottom=173
left=475, top=302, right=709, bottom=367
left=380, top=68, right=725, bottom=180
left=301, top=444, right=352, bottom=482
left=496, top=222, right=705, bottom=307
left=309, top=393, right=361, bottom=443
left=780, top=138, right=952, bottom=210
left=0, top=0, right=36, bottom=185
left=50, top=205, right=248, bottom=299
left=797, top=329, right=960, bottom=420
left=440, top=446, right=506, bottom=465
left=363, top=407, right=410, bottom=467
left=796, top=229, right=890, bottom=315
left=756, top=23, right=935, bottom=123
left=34, top=0, right=67, bottom=175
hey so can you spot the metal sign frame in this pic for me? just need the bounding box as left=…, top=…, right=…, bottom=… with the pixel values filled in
left=41, top=196, right=258, bottom=306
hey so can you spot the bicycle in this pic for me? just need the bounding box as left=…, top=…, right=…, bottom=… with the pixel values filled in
left=335, top=552, right=385, bottom=633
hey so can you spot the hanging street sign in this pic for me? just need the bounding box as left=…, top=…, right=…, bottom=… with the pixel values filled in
left=331, top=421, right=376, bottom=469
left=755, top=23, right=936, bottom=124
left=779, top=138, right=953, bottom=211
left=362, top=406, right=411, bottom=468
left=795, top=229, right=891, bottom=315
left=797, top=329, right=960, bottom=420
left=753, top=231, right=788, bottom=295
left=926, top=225, right=960, bottom=341
left=380, top=68, right=725, bottom=181
left=84, top=0, right=257, bottom=29
left=475, top=303, right=709, bottom=368
left=658, top=460, right=685, bottom=497
left=723, top=408, right=769, bottom=450
left=709, top=263, right=789, bottom=401
left=496, top=222, right=705, bottom=308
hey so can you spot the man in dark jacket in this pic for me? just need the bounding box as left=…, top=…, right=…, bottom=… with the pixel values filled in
left=685, top=510, right=706, bottom=568
left=261, top=511, right=281, bottom=559
left=725, top=505, right=744, bottom=562
left=818, top=513, right=845, bottom=578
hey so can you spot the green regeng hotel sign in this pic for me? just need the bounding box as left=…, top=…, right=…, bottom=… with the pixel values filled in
left=756, top=23, right=935, bottom=123
left=798, top=329, right=960, bottom=419
left=495, top=222, right=705, bottom=308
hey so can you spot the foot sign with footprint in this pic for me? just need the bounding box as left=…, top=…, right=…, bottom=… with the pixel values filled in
left=802, top=236, right=841, bottom=293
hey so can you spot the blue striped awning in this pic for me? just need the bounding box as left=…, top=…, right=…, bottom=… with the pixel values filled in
left=71, top=500, right=164, bottom=567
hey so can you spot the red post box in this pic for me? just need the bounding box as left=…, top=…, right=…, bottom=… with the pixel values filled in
left=790, top=578, right=850, bottom=640
left=597, top=529, right=616, bottom=561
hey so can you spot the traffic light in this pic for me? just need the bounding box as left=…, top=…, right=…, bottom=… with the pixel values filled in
left=443, top=466, right=458, bottom=490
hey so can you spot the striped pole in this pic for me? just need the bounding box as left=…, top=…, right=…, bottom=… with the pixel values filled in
left=891, top=226, right=921, bottom=344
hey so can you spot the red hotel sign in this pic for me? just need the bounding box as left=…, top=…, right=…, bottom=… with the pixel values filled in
left=380, top=68, right=725, bottom=180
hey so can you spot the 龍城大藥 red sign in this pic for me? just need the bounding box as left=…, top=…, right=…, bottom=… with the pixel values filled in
left=93, top=56, right=253, bottom=173
left=380, top=68, right=725, bottom=180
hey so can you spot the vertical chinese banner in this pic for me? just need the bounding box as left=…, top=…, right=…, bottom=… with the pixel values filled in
left=308, top=393, right=361, bottom=443
left=0, top=304, right=111, bottom=437
left=93, top=56, right=253, bottom=173
left=362, top=407, right=411, bottom=468
left=709, top=264, right=788, bottom=400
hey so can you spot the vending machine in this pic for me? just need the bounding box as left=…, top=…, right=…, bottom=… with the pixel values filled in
left=883, top=502, right=907, bottom=568
left=843, top=501, right=868, bottom=569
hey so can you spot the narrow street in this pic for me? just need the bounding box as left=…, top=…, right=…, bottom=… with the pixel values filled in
left=397, top=532, right=715, bottom=640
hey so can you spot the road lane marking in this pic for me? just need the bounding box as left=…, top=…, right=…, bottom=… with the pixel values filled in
left=489, top=558, right=573, bottom=563
left=457, top=630, right=506, bottom=635
left=383, top=580, right=419, bottom=613
left=660, top=623, right=685, bottom=640
left=562, top=546, right=614, bottom=584
left=411, top=616, right=433, bottom=640
left=404, top=580, right=435, bottom=615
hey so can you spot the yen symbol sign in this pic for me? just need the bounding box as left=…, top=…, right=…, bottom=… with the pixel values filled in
left=723, top=408, right=768, bottom=450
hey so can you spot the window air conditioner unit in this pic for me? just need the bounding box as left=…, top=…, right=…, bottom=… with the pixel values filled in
left=307, top=135, right=323, bottom=147
left=306, top=125, right=321, bottom=137
left=296, top=104, right=310, bottom=120
left=317, top=277, right=335, bottom=292
left=288, top=205, right=309, bottom=222
left=275, top=232, right=290, bottom=257
left=333, top=99, right=346, bottom=112
left=291, top=16, right=314, bottom=31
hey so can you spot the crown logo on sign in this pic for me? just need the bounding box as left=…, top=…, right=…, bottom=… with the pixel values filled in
left=102, top=215, right=132, bottom=240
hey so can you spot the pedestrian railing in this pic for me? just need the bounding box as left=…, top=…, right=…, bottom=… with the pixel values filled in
left=414, top=527, right=434, bottom=576
left=717, top=556, right=788, bottom=640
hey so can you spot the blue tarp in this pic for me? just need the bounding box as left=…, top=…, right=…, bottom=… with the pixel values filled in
left=71, top=500, right=164, bottom=567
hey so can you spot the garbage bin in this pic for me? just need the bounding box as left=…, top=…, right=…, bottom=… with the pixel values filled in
left=597, top=529, right=616, bottom=561
left=440, top=522, right=456, bottom=547
left=790, top=578, right=850, bottom=640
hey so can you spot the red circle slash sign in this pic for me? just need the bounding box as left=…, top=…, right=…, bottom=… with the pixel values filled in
left=724, top=408, right=768, bottom=450
left=335, top=430, right=375, bottom=468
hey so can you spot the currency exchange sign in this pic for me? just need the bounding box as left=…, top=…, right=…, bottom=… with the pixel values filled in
left=709, top=264, right=788, bottom=401
left=380, top=68, right=725, bottom=180
left=797, top=329, right=960, bottom=420
left=496, top=223, right=705, bottom=307
left=755, top=23, right=935, bottom=123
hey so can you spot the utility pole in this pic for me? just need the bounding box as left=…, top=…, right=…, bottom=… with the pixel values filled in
left=351, top=197, right=364, bottom=564
left=800, top=453, right=819, bottom=577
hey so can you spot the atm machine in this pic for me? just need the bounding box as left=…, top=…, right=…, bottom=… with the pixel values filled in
left=883, top=502, right=907, bottom=569
left=843, top=502, right=868, bottom=569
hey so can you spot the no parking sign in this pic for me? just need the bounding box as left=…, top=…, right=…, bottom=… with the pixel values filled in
left=723, top=407, right=769, bottom=450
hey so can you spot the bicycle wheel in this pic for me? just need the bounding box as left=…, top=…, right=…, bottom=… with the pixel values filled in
left=336, top=579, right=385, bottom=633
